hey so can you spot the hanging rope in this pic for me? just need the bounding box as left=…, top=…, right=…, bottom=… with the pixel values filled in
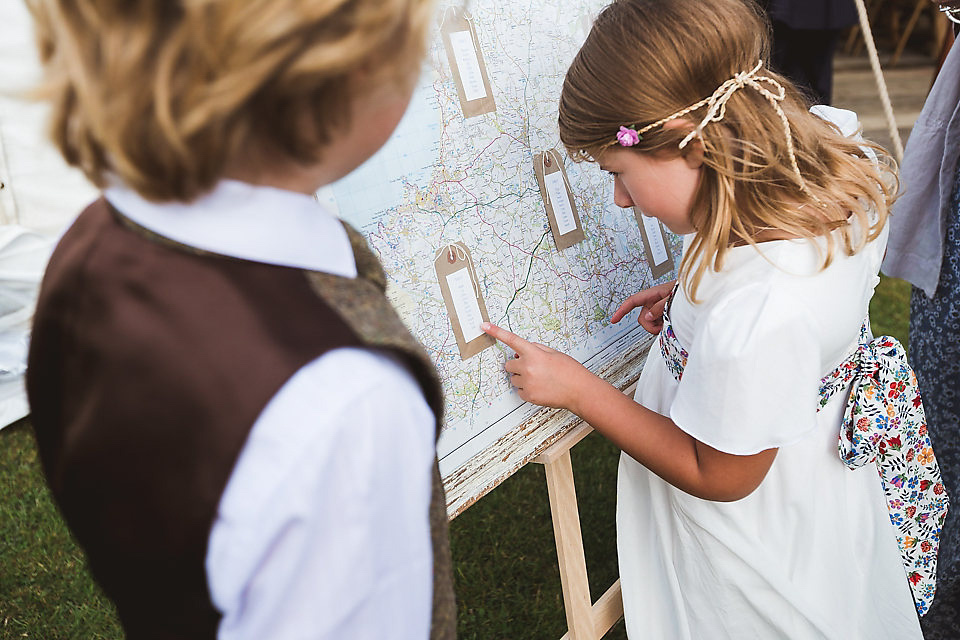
left=852, top=0, right=905, bottom=163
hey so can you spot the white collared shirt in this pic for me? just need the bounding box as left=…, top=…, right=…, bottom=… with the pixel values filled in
left=105, top=180, right=436, bottom=640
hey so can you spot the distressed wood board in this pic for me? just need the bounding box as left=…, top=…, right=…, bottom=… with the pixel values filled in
left=445, top=328, right=655, bottom=518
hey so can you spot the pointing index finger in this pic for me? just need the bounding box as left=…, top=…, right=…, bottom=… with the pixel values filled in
left=481, top=322, right=530, bottom=353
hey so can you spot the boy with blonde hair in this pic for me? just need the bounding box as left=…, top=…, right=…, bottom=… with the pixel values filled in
left=25, top=1, right=455, bottom=638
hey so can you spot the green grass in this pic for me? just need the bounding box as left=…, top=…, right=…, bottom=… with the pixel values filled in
left=870, top=274, right=912, bottom=347
left=0, top=420, right=121, bottom=639
left=450, top=431, right=625, bottom=640
left=0, top=276, right=911, bottom=640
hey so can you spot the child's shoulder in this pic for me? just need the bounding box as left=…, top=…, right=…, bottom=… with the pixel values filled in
left=808, top=105, right=862, bottom=140
left=684, top=225, right=886, bottom=360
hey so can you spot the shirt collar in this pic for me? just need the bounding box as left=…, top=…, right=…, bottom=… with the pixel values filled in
left=104, top=180, right=358, bottom=278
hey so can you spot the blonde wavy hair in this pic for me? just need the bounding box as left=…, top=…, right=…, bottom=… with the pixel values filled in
left=559, top=0, right=898, bottom=301
left=28, top=0, right=434, bottom=202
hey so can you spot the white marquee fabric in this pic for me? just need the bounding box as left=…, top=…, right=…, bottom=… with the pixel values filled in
left=0, top=2, right=98, bottom=428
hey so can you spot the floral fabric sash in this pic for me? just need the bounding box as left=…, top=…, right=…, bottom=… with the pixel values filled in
left=658, top=292, right=949, bottom=616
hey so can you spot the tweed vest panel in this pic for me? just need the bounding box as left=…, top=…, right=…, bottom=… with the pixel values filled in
left=27, top=199, right=455, bottom=639
left=307, top=225, right=456, bottom=640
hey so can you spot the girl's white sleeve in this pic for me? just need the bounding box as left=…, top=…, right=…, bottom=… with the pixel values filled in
left=668, top=285, right=822, bottom=455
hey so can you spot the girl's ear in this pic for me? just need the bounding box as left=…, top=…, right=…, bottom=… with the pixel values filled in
left=682, top=139, right=704, bottom=169
left=663, top=118, right=704, bottom=169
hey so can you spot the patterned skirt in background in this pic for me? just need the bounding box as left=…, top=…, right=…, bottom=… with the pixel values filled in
left=911, top=162, right=960, bottom=637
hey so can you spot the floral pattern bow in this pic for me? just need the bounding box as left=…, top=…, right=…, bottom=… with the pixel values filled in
left=658, top=285, right=688, bottom=381
left=819, top=323, right=949, bottom=616
left=659, top=301, right=948, bottom=616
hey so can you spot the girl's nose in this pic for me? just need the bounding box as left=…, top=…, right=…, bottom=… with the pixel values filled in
left=613, top=178, right=633, bottom=208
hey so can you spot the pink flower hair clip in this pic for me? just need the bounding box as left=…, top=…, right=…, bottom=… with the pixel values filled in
left=616, top=125, right=641, bottom=147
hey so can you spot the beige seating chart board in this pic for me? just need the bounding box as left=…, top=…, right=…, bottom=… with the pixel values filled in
left=317, top=0, right=681, bottom=516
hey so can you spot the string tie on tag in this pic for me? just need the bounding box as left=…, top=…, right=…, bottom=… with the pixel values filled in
left=539, top=151, right=573, bottom=207
left=435, top=243, right=481, bottom=298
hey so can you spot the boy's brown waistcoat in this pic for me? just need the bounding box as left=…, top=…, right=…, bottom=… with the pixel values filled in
left=26, top=199, right=456, bottom=639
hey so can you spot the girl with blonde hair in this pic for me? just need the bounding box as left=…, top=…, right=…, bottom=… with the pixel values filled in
left=26, top=1, right=455, bottom=638
left=482, top=0, right=947, bottom=636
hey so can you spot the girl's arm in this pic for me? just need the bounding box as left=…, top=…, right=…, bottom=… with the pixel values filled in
left=482, top=322, right=777, bottom=502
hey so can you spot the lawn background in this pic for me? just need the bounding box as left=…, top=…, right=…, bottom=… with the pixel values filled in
left=0, top=276, right=910, bottom=640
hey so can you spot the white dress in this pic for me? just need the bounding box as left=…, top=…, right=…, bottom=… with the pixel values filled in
left=618, top=223, right=925, bottom=639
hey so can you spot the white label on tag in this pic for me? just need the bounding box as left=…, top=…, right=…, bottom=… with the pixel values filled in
left=544, top=170, right=577, bottom=236
left=641, top=213, right=669, bottom=266
left=450, top=30, right=487, bottom=102
left=447, top=267, right=484, bottom=342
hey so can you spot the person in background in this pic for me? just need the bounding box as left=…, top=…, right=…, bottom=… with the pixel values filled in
left=883, top=2, right=960, bottom=636
left=24, top=0, right=455, bottom=638
left=760, top=0, right=858, bottom=105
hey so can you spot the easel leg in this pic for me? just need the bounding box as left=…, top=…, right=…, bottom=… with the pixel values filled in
left=535, top=423, right=626, bottom=639
left=543, top=449, right=595, bottom=639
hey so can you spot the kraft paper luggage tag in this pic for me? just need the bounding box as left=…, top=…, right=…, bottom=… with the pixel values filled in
left=434, top=242, right=495, bottom=360
left=533, top=149, right=585, bottom=251
left=633, top=208, right=675, bottom=279
left=440, top=6, right=497, bottom=119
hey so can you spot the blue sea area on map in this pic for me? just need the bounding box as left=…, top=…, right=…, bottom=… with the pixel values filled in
left=330, top=79, right=443, bottom=227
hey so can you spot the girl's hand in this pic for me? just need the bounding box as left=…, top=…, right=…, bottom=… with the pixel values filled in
left=481, top=322, right=595, bottom=411
left=610, top=280, right=676, bottom=334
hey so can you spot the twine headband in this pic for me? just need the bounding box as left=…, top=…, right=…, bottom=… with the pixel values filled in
left=617, top=61, right=818, bottom=201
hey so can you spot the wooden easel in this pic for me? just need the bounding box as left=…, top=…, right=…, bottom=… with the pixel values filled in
left=531, top=381, right=638, bottom=639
